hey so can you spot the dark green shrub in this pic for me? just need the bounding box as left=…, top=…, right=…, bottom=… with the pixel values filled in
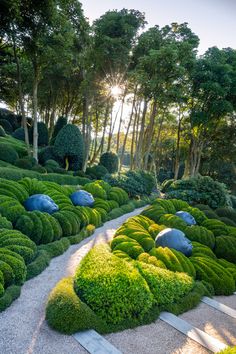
left=86, top=165, right=108, bottom=179
left=214, top=236, right=236, bottom=263
left=136, top=261, right=194, bottom=305
left=19, top=177, right=46, bottom=195
left=0, top=249, right=26, bottom=285
left=203, top=210, right=219, bottom=219
left=83, top=182, right=107, bottom=199
left=54, top=124, right=84, bottom=170
left=0, top=261, right=15, bottom=287
left=0, top=126, right=6, bottom=137
left=184, top=206, right=207, bottom=224
left=74, top=244, right=153, bottom=325
left=93, top=198, right=111, bottom=213
left=141, top=204, right=166, bottom=223
left=12, top=127, right=25, bottom=141
left=44, top=159, right=59, bottom=169
left=191, top=241, right=217, bottom=259
left=0, top=216, right=12, bottom=229
left=38, top=146, right=57, bottom=165
left=0, top=178, right=29, bottom=203
left=215, top=207, right=236, bottom=223
left=190, top=256, right=235, bottom=295
left=0, top=119, right=12, bottom=133
left=4, top=245, right=35, bottom=264
left=50, top=116, right=68, bottom=145
left=26, top=250, right=50, bottom=280
left=15, top=212, right=43, bottom=244
left=46, top=277, right=107, bottom=334
left=14, top=158, right=33, bottom=170
left=184, top=225, right=215, bottom=249
left=0, top=143, right=19, bottom=164
left=34, top=211, right=54, bottom=244
left=219, top=217, right=236, bottom=227
left=53, top=211, right=72, bottom=236
left=159, top=214, right=187, bottom=232
left=202, top=219, right=229, bottom=236
left=0, top=195, right=25, bottom=223
left=161, top=179, right=174, bottom=193
left=38, top=238, right=70, bottom=258
left=0, top=285, right=21, bottom=312
left=165, top=176, right=229, bottom=209
left=0, top=136, right=27, bottom=157
left=100, top=152, right=119, bottom=173
left=29, top=122, right=49, bottom=146
left=108, top=187, right=129, bottom=205
left=169, top=198, right=189, bottom=211
left=31, top=164, right=47, bottom=174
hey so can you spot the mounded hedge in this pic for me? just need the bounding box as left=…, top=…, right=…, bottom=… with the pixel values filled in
left=100, top=152, right=119, bottom=173
left=0, top=143, right=19, bottom=164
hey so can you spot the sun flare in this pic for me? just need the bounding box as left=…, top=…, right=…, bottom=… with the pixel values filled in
left=110, top=85, right=123, bottom=98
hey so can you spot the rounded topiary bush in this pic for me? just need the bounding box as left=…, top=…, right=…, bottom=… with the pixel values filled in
left=214, top=236, right=236, bottom=263
left=0, top=125, right=6, bottom=137
left=50, top=116, right=68, bottom=145
left=46, top=277, right=107, bottom=334
left=54, top=124, right=84, bottom=170
left=12, top=127, right=25, bottom=141
left=0, top=195, right=25, bottom=223
left=74, top=244, right=153, bottom=325
left=184, top=225, right=215, bottom=249
left=0, top=249, right=26, bottom=285
left=0, top=119, right=13, bottom=134
left=86, top=165, right=108, bottom=179
left=14, top=158, right=33, bottom=170
left=100, top=152, right=119, bottom=173
left=38, top=146, right=57, bottom=165
left=0, top=216, right=12, bottom=230
left=0, top=143, right=19, bottom=164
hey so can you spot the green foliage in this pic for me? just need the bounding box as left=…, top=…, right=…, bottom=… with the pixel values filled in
left=190, top=256, right=235, bottom=295
left=108, top=186, right=129, bottom=205
left=215, top=207, right=236, bottom=223
left=203, top=209, right=219, bottom=219
left=184, top=225, right=215, bottom=249
left=202, top=219, right=229, bottom=236
left=214, top=236, right=236, bottom=263
left=38, top=146, right=57, bottom=165
left=0, top=249, right=26, bottom=285
left=83, top=181, right=107, bottom=199
left=0, top=216, right=12, bottom=229
left=165, top=176, right=229, bottom=209
left=0, top=195, right=25, bottom=223
left=26, top=250, right=50, bottom=280
left=0, top=119, right=12, bottom=133
left=0, top=261, right=15, bottom=287
left=148, top=223, right=166, bottom=239
left=50, top=116, right=68, bottom=144
left=31, top=164, right=47, bottom=173
left=15, top=212, right=42, bottom=244
left=184, top=206, right=207, bottom=224
left=0, top=143, right=19, bottom=164
left=14, top=158, right=33, bottom=170
left=141, top=204, right=166, bottom=223
left=86, top=164, right=108, bottom=179
left=38, top=238, right=70, bottom=258
left=136, top=261, right=194, bottom=305
left=0, top=178, right=29, bottom=203
left=32, top=122, right=49, bottom=146
left=74, top=244, right=153, bottom=325
left=46, top=277, right=107, bottom=334
left=100, top=152, right=119, bottom=173
left=54, top=124, right=84, bottom=170
left=191, top=241, right=217, bottom=259
left=104, top=170, right=156, bottom=197
left=12, top=127, right=25, bottom=141
left=0, top=285, right=21, bottom=312
left=0, top=125, right=6, bottom=137
left=159, top=213, right=187, bottom=232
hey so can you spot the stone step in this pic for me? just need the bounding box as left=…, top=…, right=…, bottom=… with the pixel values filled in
left=73, top=329, right=122, bottom=354
left=159, top=311, right=228, bottom=353
left=201, top=296, right=236, bottom=319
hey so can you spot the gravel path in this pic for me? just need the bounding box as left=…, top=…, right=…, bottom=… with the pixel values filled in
left=0, top=206, right=235, bottom=354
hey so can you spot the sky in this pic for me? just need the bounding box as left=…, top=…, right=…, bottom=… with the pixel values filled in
left=80, top=0, right=236, bottom=54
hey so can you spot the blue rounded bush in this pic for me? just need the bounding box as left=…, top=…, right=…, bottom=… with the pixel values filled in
left=175, top=211, right=196, bottom=226
left=155, top=228, right=193, bottom=257
left=24, top=194, right=59, bottom=214
left=70, top=190, right=94, bottom=207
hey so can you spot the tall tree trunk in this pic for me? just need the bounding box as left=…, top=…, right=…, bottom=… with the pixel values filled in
left=119, top=91, right=137, bottom=170
left=130, top=101, right=140, bottom=170
left=174, top=106, right=182, bottom=180
left=12, top=33, right=30, bottom=154
left=32, top=63, right=39, bottom=161
left=116, top=93, right=126, bottom=154
left=107, top=109, right=113, bottom=152
left=143, top=100, right=157, bottom=170
left=136, top=99, right=148, bottom=169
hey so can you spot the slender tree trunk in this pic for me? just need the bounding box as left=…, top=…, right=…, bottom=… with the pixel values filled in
left=130, top=101, right=140, bottom=169
left=119, top=91, right=137, bottom=170
left=116, top=93, right=126, bottom=154
left=143, top=100, right=157, bottom=170
left=107, top=109, right=113, bottom=152
left=136, top=99, right=148, bottom=169
left=174, top=107, right=182, bottom=180
left=12, top=33, right=30, bottom=154
left=32, top=63, right=39, bottom=161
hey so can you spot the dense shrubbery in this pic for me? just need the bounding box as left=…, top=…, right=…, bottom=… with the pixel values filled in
left=50, top=116, right=68, bottom=145
left=100, top=152, right=119, bottom=173
left=104, top=170, right=156, bottom=197
left=0, top=143, right=19, bottom=164
left=86, top=164, right=108, bottom=179
left=164, top=176, right=229, bottom=209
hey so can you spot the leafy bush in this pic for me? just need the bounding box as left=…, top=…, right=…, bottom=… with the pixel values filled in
left=14, top=158, right=33, bottom=170
left=159, top=214, right=187, bottom=232
left=12, top=128, right=25, bottom=141
left=0, top=143, right=19, bottom=164
left=184, top=225, right=215, bottom=249
left=0, top=136, right=27, bottom=157
left=214, top=236, right=236, bottom=263
left=104, top=170, right=156, bottom=197
left=31, top=164, right=47, bottom=174
left=0, top=216, right=12, bottom=229
left=215, top=207, right=236, bottom=224
left=108, top=186, right=129, bottom=205
left=83, top=182, right=107, bottom=199
left=100, top=152, right=119, bottom=173
left=0, top=285, right=21, bottom=312
left=190, top=256, right=235, bottom=295
left=38, top=146, right=57, bottom=165
left=202, top=219, right=229, bottom=236
left=191, top=241, right=217, bottom=259
left=0, top=195, right=25, bottom=223
left=74, top=244, right=153, bottom=325
left=50, top=116, right=68, bottom=145
left=165, top=176, right=229, bottom=209
left=86, top=165, right=108, bottom=179
left=29, top=122, right=49, bottom=146
left=0, top=178, right=29, bottom=203
left=26, top=250, right=50, bottom=280
left=0, top=126, right=6, bottom=137
left=46, top=277, right=106, bottom=334
left=0, top=249, right=26, bottom=285
left=136, top=261, right=194, bottom=306
left=0, top=119, right=13, bottom=134
left=54, top=124, right=84, bottom=170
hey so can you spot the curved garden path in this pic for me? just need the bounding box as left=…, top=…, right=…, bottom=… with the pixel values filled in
left=0, top=206, right=235, bottom=354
